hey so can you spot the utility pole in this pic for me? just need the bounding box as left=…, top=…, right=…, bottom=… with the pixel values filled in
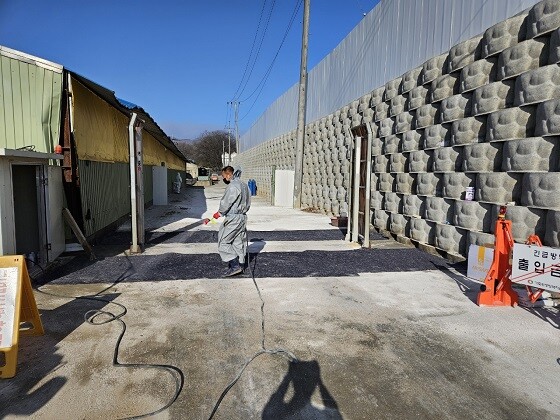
left=224, top=122, right=232, bottom=166
left=234, top=101, right=239, bottom=154
left=293, top=0, right=310, bottom=209
left=227, top=101, right=240, bottom=154
left=228, top=126, right=231, bottom=164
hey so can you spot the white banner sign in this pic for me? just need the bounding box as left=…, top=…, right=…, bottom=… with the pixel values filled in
left=0, top=267, right=18, bottom=349
left=467, top=244, right=494, bottom=282
left=512, top=244, right=560, bottom=293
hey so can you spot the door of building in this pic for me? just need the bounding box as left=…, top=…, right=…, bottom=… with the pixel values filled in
left=11, top=165, right=45, bottom=262
left=274, top=169, right=295, bottom=207
left=350, top=124, right=372, bottom=247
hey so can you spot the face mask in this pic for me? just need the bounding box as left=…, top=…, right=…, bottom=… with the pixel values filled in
left=223, top=178, right=230, bottom=184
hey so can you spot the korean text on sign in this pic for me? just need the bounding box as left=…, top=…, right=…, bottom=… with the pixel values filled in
left=511, top=244, right=560, bottom=293
left=0, top=268, right=18, bottom=349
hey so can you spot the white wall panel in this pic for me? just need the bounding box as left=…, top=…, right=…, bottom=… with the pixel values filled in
left=241, top=0, right=538, bottom=151
left=274, top=169, right=295, bottom=207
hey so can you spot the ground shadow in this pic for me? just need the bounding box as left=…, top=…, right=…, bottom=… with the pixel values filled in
left=245, top=238, right=266, bottom=276
left=0, top=293, right=119, bottom=417
left=157, top=185, right=208, bottom=223
left=145, top=219, right=208, bottom=247
left=35, top=253, right=135, bottom=289
left=262, top=359, right=342, bottom=419
left=249, top=230, right=346, bottom=242
left=56, top=186, right=209, bottom=265
left=336, top=226, right=348, bottom=236
left=248, top=238, right=266, bottom=254
left=433, top=263, right=560, bottom=330
left=94, top=186, right=209, bottom=249
left=432, top=261, right=479, bottom=305
left=519, top=306, right=560, bottom=330
left=43, top=245, right=452, bottom=284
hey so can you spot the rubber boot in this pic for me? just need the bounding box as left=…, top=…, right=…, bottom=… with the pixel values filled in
left=224, top=257, right=243, bottom=277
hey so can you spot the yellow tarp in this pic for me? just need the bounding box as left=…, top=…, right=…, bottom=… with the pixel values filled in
left=71, top=78, right=127, bottom=162
left=71, top=77, right=184, bottom=171
left=143, top=131, right=185, bottom=170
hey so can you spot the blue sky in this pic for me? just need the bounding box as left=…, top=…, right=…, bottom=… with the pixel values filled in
left=0, top=0, right=379, bottom=139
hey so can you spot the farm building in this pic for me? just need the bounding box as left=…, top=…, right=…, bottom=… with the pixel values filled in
left=0, top=45, right=188, bottom=265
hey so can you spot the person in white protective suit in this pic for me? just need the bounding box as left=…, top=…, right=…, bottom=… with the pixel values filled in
left=207, top=165, right=251, bottom=277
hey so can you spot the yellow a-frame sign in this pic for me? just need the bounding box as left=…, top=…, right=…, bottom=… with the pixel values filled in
left=0, top=255, right=44, bottom=378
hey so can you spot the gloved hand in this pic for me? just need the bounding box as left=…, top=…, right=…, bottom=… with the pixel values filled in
left=203, top=218, right=210, bottom=225
left=213, top=211, right=221, bottom=219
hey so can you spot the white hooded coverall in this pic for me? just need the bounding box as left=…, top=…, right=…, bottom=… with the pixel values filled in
left=218, top=177, right=251, bottom=264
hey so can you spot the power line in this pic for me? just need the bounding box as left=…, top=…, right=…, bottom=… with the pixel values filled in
left=231, top=0, right=268, bottom=101
left=227, top=100, right=239, bottom=153
left=241, top=0, right=301, bottom=103
left=234, top=0, right=277, bottom=101
left=239, top=0, right=303, bottom=122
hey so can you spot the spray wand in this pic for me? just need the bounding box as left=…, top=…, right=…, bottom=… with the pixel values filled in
left=203, top=212, right=221, bottom=225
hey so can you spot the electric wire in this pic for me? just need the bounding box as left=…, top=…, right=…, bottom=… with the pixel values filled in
left=231, top=0, right=270, bottom=102
left=234, top=0, right=277, bottom=102
left=240, top=0, right=301, bottom=104
left=207, top=235, right=298, bottom=420
left=16, top=145, right=36, bottom=151
left=239, top=0, right=303, bottom=122
left=28, top=260, right=184, bottom=420
left=231, top=0, right=267, bottom=101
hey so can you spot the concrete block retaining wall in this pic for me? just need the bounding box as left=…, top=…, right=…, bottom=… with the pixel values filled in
left=235, top=0, right=560, bottom=256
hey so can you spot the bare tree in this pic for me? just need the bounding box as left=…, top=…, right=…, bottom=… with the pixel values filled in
left=174, top=130, right=235, bottom=170
left=173, top=139, right=195, bottom=161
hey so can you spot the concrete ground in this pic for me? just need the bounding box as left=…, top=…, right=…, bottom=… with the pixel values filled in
left=1, top=182, right=559, bottom=420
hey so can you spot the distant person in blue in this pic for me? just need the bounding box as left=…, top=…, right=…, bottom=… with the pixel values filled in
left=207, top=166, right=251, bottom=277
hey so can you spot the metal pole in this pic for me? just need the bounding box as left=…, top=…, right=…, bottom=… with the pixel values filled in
left=364, top=124, right=373, bottom=248
left=228, top=127, right=231, bottom=165
left=234, top=101, right=239, bottom=153
left=344, top=126, right=353, bottom=242
left=128, top=112, right=139, bottom=253
left=351, top=136, right=361, bottom=243
left=293, top=0, right=310, bottom=209
left=134, top=124, right=144, bottom=249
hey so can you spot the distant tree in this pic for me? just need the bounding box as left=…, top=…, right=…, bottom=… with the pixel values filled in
left=174, top=130, right=236, bottom=170
left=173, top=139, right=195, bottom=161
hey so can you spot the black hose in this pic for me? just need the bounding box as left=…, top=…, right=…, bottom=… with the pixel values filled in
left=207, top=232, right=297, bottom=419
left=29, top=259, right=184, bottom=419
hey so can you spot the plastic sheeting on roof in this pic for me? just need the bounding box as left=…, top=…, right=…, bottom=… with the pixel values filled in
left=71, top=77, right=185, bottom=171
left=70, top=71, right=187, bottom=163
left=117, top=98, right=139, bottom=109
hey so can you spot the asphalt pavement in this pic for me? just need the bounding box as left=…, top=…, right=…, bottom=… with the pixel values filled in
left=1, top=182, right=559, bottom=420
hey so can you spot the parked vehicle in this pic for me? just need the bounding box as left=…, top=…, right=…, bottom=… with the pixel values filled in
left=185, top=172, right=196, bottom=186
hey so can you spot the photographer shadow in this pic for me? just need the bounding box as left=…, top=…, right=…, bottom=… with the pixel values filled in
left=0, top=293, right=120, bottom=417
left=262, top=359, right=342, bottom=420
